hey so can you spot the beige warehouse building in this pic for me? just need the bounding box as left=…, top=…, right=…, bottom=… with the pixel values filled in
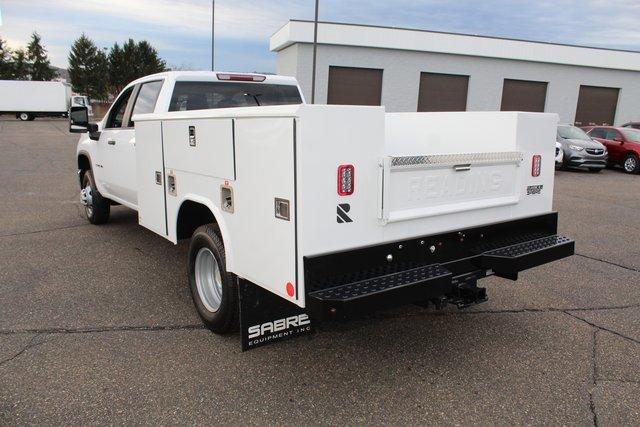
left=271, top=20, right=640, bottom=126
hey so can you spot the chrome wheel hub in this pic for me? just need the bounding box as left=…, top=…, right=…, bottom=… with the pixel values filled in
left=624, top=157, right=636, bottom=172
left=80, top=185, right=93, bottom=216
left=194, top=247, right=223, bottom=312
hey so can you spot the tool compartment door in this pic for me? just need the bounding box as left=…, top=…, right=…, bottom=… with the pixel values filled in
left=381, top=112, right=558, bottom=225
left=231, top=117, right=299, bottom=302
left=135, top=120, right=167, bottom=235
left=381, top=151, right=523, bottom=223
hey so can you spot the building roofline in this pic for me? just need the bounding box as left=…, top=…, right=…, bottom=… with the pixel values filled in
left=270, top=20, right=640, bottom=72
left=284, top=19, right=640, bottom=55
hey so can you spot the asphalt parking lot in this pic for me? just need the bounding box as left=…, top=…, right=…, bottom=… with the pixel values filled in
left=1, top=118, right=638, bottom=425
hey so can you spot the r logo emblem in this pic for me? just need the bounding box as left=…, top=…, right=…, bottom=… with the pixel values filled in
left=336, top=204, right=353, bottom=223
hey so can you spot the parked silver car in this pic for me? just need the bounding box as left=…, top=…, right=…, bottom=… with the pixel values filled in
left=557, top=125, right=607, bottom=172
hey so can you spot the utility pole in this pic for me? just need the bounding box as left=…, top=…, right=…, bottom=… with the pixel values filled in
left=211, top=0, right=215, bottom=71
left=311, top=0, right=319, bottom=104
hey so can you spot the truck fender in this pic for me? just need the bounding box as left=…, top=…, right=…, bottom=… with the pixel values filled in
left=174, top=194, right=236, bottom=272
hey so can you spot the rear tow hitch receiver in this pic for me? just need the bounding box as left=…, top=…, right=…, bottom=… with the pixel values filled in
left=448, top=277, right=488, bottom=309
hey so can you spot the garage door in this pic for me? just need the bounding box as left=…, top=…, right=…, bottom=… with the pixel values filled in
left=417, top=72, right=469, bottom=112
left=500, top=79, right=547, bottom=112
left=574, top=85, right=619, bottom=126
left=327, top=66, right=383, bottom=106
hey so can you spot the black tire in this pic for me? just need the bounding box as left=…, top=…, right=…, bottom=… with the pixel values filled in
left=18, top=112, right=31, bottom=121
left=188, top=224, right=238, bottom=334
left=81, top=170, right=110, bottom=224
left=622, top=153, right=640, bottom=174
left=588, top=168, right=602, bottom=173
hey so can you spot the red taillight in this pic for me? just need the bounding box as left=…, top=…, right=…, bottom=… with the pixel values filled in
left=216, top=73, right=266, bottom=82
left=531, top=155, right=542, bottom=177
left=337, top=164, right=355, bottom=196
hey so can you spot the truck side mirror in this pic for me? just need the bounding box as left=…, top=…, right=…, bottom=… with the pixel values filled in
left=69, top=106, right=89, bottom=133
left=88, top=123, right=101, bottom=141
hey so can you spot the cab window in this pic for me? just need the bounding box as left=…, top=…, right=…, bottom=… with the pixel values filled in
left=168, top=81, right=302, bottom=111
left=106, top=87, right=134, bottom=129
left=129, top=80, right=163, bottom=126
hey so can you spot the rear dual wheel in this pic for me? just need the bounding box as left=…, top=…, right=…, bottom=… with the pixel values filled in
left=188, top=224, right=238, bottom=334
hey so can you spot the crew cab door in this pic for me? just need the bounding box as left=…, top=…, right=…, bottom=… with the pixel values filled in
left=590, top=128, right=623, bottom=163
left=97, top=86, right=136, bottom=205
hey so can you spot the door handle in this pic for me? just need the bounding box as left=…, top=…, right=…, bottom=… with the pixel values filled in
left=107, top=140, right=116, bottom=145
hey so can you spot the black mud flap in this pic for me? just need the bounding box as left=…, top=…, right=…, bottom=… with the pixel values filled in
left=238, top=279, right=313, bottom=351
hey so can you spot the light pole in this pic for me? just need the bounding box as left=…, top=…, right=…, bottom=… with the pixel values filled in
left=211, top=0, right=215, bottom=71
left=311, top=0, right=319, bottom=104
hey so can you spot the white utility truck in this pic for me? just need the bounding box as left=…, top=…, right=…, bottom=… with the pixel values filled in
left=0, top=80, right=91, bottom=121
left=70, top=71, right=573, bottom=350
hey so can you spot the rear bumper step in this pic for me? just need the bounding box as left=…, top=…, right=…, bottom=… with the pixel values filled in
left=305, top=213, right=574, bottom=320
left=481, top=235, right=574, bottom=280
left=308, top=264, right=452, bottom=319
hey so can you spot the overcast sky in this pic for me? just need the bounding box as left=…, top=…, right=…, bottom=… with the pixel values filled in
left=1, top=0, right=639, bottom=72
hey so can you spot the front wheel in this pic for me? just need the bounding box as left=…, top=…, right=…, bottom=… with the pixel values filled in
left=18, top=112, right=31, bottom=121
left=188, top=224, right=238, bottom=334
left=81, top=170, right=110, bottom=224
left=623, top=154, right=640, bottom=174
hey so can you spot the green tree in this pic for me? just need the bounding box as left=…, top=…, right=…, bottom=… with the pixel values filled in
left=11, top=49, right=30, bottom=80
left=68, top=34, right=94, bottom=95
left=121, top=38, right=139, bottom=84
left=92, top=49, right=109, bottom=100
left=136, top=40, right=167, bottom=76
left=68, top=34, right=108, bottom=100
left=0, top=36, right=13, bottom=79
left=108, top=42, right=127, bottom=95
left=26, top=32, right=55, bottom=81
left=107, top=39, right=167, bottom=97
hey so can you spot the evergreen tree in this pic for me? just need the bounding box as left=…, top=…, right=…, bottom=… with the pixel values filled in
left=108, top=42, right=127, bottom=95
left=121, top=38, right=139, bottom=85
left=68, top=34, right=108, bottom=100
left=0, top=36, right=13, bottom=79
left=68, top=34, right=95, bottom=95
left=137, top=40, right=167, bottom=76
left=11, top=49, right=30, bottom=80
left=26, top=32, right=55, bottom=81
left=92, top=49, right=109, bottom=100
left=107, top=38, right=167, bottom=97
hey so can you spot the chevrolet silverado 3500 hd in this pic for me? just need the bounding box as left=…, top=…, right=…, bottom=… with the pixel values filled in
left=70, top=71, right=574, bottom=350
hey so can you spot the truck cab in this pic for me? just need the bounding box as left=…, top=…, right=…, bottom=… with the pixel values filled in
left=74, top=72, right=304, bottom=210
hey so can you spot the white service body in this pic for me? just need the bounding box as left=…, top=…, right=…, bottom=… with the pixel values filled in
left=135, top=107, right=556, bottom=307
left=77, top=72, right=558, bottom=309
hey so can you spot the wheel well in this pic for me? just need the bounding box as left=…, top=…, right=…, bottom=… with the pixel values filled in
left=78, top=154, right=91, bottom=181
left=176, top=200, right=217, bottom=240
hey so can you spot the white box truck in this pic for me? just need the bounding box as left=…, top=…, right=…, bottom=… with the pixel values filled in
left=0, top=80, right=91, bottom=121
left=69, top=71, right=574, bottom=350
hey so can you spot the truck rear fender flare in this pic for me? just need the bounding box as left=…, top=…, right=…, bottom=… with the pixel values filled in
left=174, top=196, right=235, bottom=271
